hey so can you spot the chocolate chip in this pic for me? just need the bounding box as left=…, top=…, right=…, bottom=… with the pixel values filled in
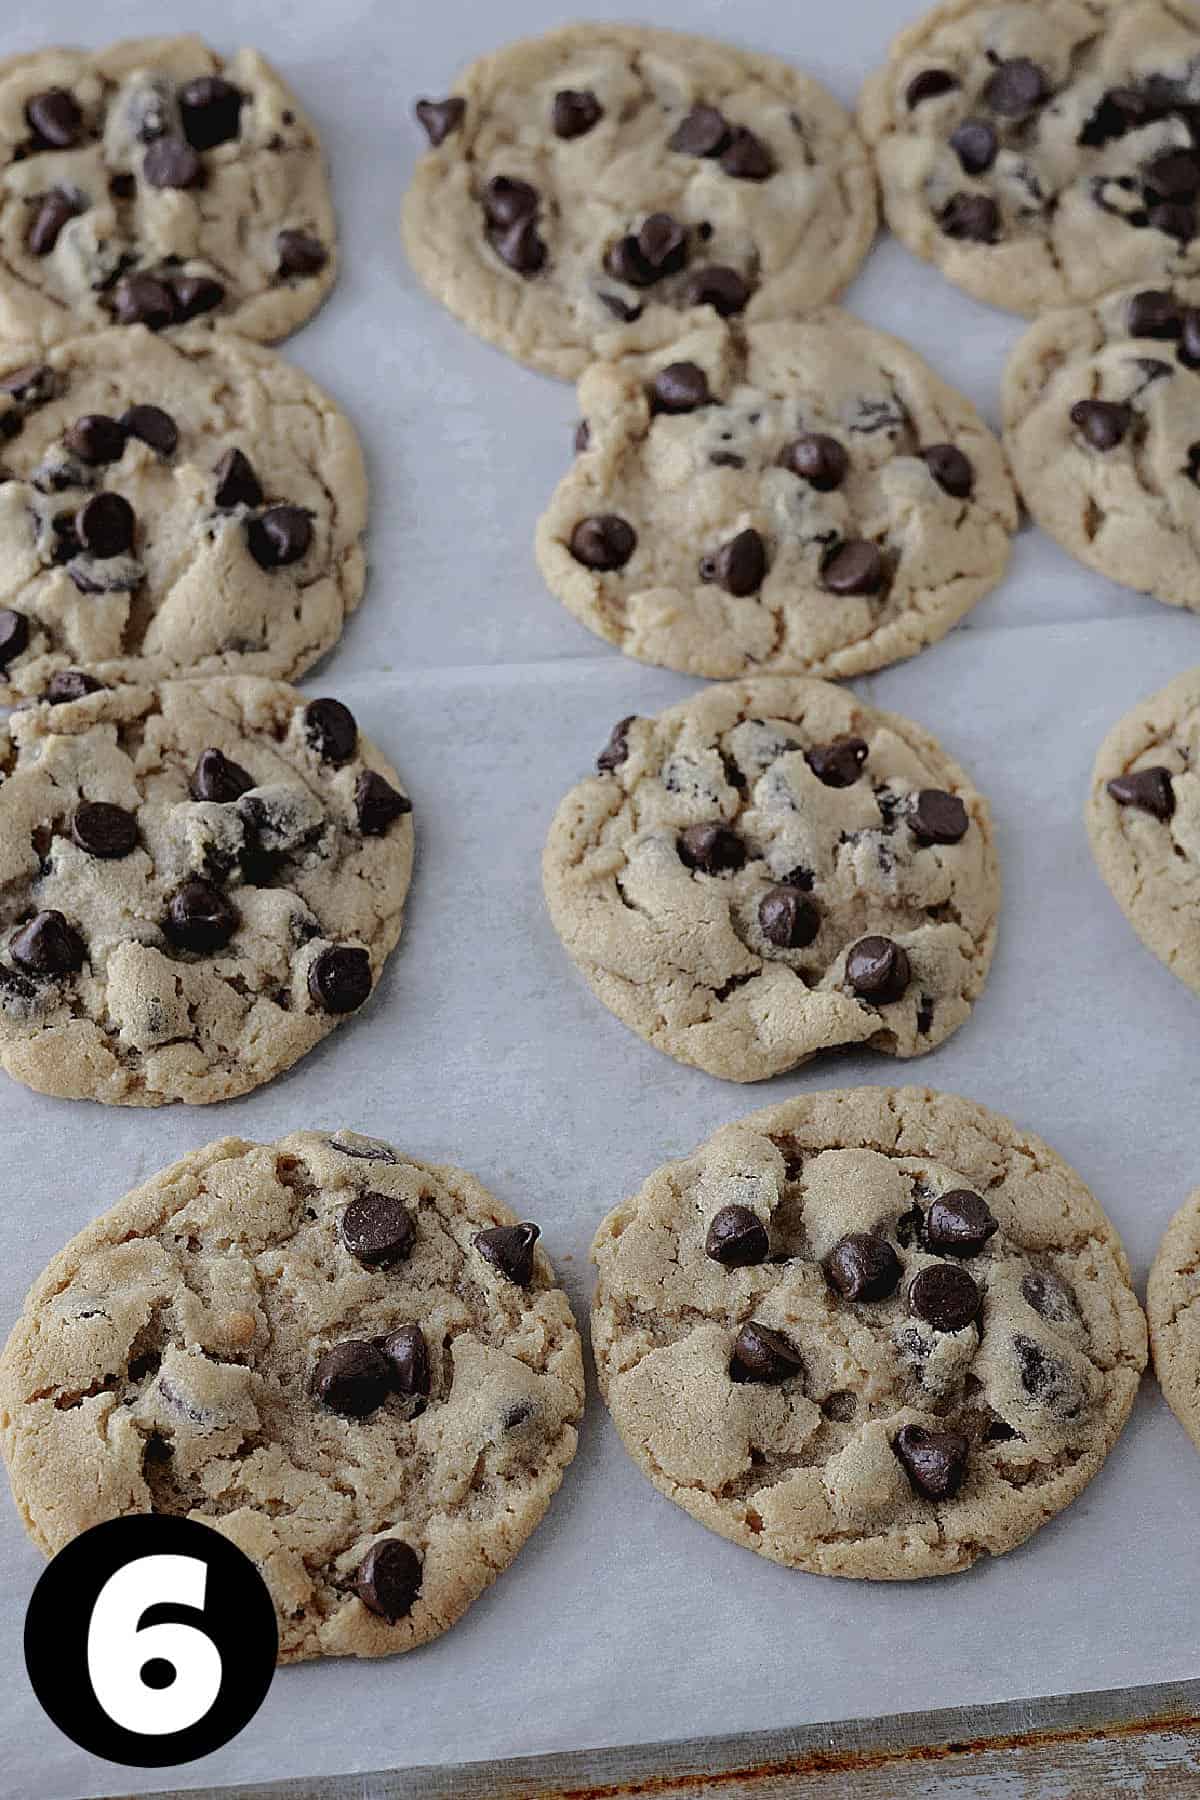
left=489, top=215, right=546, bottom=276
left=28, top=189, right=82, bottom=256
left=939, top=192, right=1001, bottom=242
left=597, top=716, right=635, bottom=774
left=909, top=1263, right=981, bottom=1332
left=72, top=801, right=138, bottom=860
left=0, top=609, right=29, bottom=669
left=179, top=76, right=244, bottom=151
left=949, top=118, right=998, bottom=175
left=805, top=736, right=868, bottom=787
left=142, top=137, right=203, bottom=192
left=10, top=910, right=84, bottom=977
left=922, top=443, right=974, bottom=498
left=415, top=97, right=466, bottom=147
left=669, top=106, right=731, bottom=156
left=569, top=514, right=636, bottom=570
left=121, top=404, right=177, bottom=457
left=780, top=433, right=848, bottom=490
left=705, top=1204, right=769, bottom=1267
left=355, top=770, right=412, bottom=836
left=26, top=89, right=82, bottom=149
left=277, top=229, right=328, bottom=278
left=729, top=1321, right=803, bottom=1384
left=1021, top=1270, right=1078, bottom=1323
left=1128, top=289, right=1181, bottom=338
left=758, top=885, right=819, bottom=949
left=651, top=361, right=711, bottom=414
left=720, top=127, right=774, bottom=181
left=341, top=1191, right=416, bottom=1268
left=925, top=1190, right=997, bottom=1258
left=821, top=540, right=885, bottom=596
left=553, top=89, right=602, bottom=139
left=247, top=506, right=312, bottom=569
left=1070, top=399, right=1132, bottom=450
left=846, top=936, right=910, bottom=1003
left=825, top=1233, right=902, bottom=1302
left=684, top=265, right=751, bottom=316
left=1013, top=1334, right=1079, bottom=1411
left=1150, top=200, right=1196, bottom=241
left=1107, top=766, right=1174, bottom=818
left=910, top=789, right=969, bottom=845
left=474, top=1221, right=540, bottom=1286
left=190, top=747, right=253, bottom=803
left=381, top=1324, right=430, bottom=1401
left=574, top=419, right=591, bottom=453
left=907, top=69, right=959, bottom=108
left=1180, top=309, right=1200, bottom=369
left=312, top=1340, right=391, bottom=1417
left=111, top=273, right=176, bottom=330
left=170, top=273, right=224, bottom=322
left=163, top=879, right=239, bottom=954
left=63, top=414, right=127, bottom=465
left=304, top=698, right=358, bottom=764
left=637, top=212, right=687, bottom=277
left=213, top=447, right=263, bottom=509
left=677, top=823, right=745, bottom=874
left=1146, top=149, right=1200, bottom=200
left=699, top=528, right=767, bottom=596
left=356, top=1539, right=422, bottom=1622
left=893, top=1423, right=968, bottom=1499
left=598, top=292, right=642, bottom=322
left=0, top=364, right=53, bottom=404
left=604, top=236, right=656, bottom=286
left=44, top=669, right=102, bottom=704
left=76, top=492, right=134, bottom=558
left=983, top=58, right=1048, bottom=116
left=308, top=945, right=372, bottom=1014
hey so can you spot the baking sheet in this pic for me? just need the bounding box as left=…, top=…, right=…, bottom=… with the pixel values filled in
left=2, top=0, right=1200, bottom=1794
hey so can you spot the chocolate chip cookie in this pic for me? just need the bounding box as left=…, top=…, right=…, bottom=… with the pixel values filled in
left=1086, top=667, right=1200, bottom=995
left=0, top=35, right=335, bottom=353
left=0, top=1130, right=584, bottom=1661
left=860, top=0, right=1200, bottom=316
left=1005, top=280, right=1200, bottom=610
left=542, top=679, right=999, bottom=1083
left=537, top=314, right=1017, bottom=680
left=1148, top=1188, right=1200, bottom=1454
left=0, top=326, right=365, bottom=700
left=0, top=679, right=412, bottom=1105
left=592, top=1087, right=1147, bottom=1579
left=402, top=24, right=876, bottom=380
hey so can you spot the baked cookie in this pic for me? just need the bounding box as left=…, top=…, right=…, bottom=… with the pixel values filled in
left=0, top=326, right=365, bottom=701
left=536, top=314, right=1017, bottom=680
left=860, top=0, right=1200, bottom=316
left=542, top=679, right=999, bottom=1082
left=592, top=1087, right=1147, bottom=1579
left=402, top=24, right=876, bottom=380
left=0, top=35, right=335, bottom=354
left=1086, top=667, right=1200, bottom=993
left=0, top=1130, right=584, bottom=1661
left=0, top=678, right=412, bottom=1106
left=1005, top=280, right=1200, bottom=610
left=1148, top=1189, right=1200, bottom=1454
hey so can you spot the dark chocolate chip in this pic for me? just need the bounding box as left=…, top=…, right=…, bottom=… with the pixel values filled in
left=949, top=118, right=998, bottom=175
left=0, top=608, right=29, bottom=669
left=805, top=736, right=868, bottom=787
left=893, top=1423, right=968, bottom=1499
left=598, top=291, right=643, bottom=322
left=922, top=443, right=974, bottom=497
left=312, top=1340, right=391, bottom=1417
left=699, top=527, right=767, bottom=596
left=1070, top=399, right=1132, bottom=450
left=28, top=189, right=82, bottom=256
left=574, top=418, right=591, bottom=453
left=415, top=97, right=466, bottom=147
left=939, top=192, right=1001, bottom=242
left=304, top=698, right=358, bottom=764
left=720, top=127, right=774, bottom=181
left=569, top=513, right=636, bottom=570
left=825, top=1233, right=902, bottom=1302
left=1180, top=308, right=1200, bottom=369
left=1149, top=200, right=1196, bottom=241
left=1128, top=289, right=1182, bottom=338
left=0, top=364, right=53, bottom=403
left=845, top=936, right=910, bottom=1003
left=983, top=58, right=1048, bottom=116
left=1145, top=149, right=1200, bottom=200
left=758, top=884, right=819, bottom=948
left=44, top=669, right=102, bottom=703
left=143, top=137, right=204, bottom=190
left=677, top=822, right=745, bottom=874
left=72, top=801, right=138, bottom=859
left=1021, top=1270, right=1078, bottom=1323
left=651, top=361, right=711, bottom=413
left=553, top=89, right=602, bottom=139
left=705, top=1204, right=769, bottom=1267
left=910, top=789, right=969, bottom=845
left=213, top=447, right=263, bottom=509
left=111, top=273, right=176, bottom=330
left=1013, top=1333, right=1079, bottom=1411
left=26, top=89, right=82, bottom=149
left=121, top=404, right=177, bottom=457
left=597, top=715, right=635, bottom=774
left=163, top=879, right=239, bottom=953
left=247, top=505, right=312, bottom=569
left=341, top=1191, right=416, bottom=1267
left=780, top=433, right=848, bottom=490
left=1107, top=766, right=1174, bottom=818
left=821, top=539, right=885, bottom=596
left=489, top=214, right=546, bottom=275
left=669, top=106, right=731, bottom=157
left=356, top=1538, right=422, bottom=1622
left=729, top=1321, right=803, bottom=1384
left=170, top=273, right=224, bottom=321
left=684, top=265, right=751, bottom=316
left=637, top=212, right=687, bottom=276
left=10, top=910, right=84, bottom=977
left=179, top=76, right=245, bottom=150
left=355, top=770, right=412, bottom=836
left=308, top=945, right=373, bottom=1014
left=474, top=1221, right=540, bottom=1286
left=76, top=492, right=135, bottom=558
left=277, top=229, right=328, bottom=277
left=925, top=1190, right=998, bottom=1258
left=190, top=747, right=254, bottom=804
left=909, top=1263, right=981, bottom=1332
left=907, top=69, right=959, bottom=108
left=63, top=414, right=127, bottom=465
left=381, top=1324, right=430, bottom=1401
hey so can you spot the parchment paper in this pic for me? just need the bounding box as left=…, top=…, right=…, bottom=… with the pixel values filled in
left=2, top=1, right=1199, bottom=1795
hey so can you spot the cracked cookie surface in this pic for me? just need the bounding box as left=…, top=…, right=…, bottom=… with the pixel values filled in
left=860, top=0, right=1200, bottom=317
left=1148, top=1188, right=1200, bottom=1455
left=542, top=679, right=999, bottom=1083
left=402, top=23, right=876, bottom=381
left=535, top=315, right=1017, bottom=681
left=1005, top=281, right=1200, bottom=610
left=0, top=678, right=412, bottom=1105
left=1086, top=666, right=1200, bottom=994
left=592, top=1087, right=1146, bottom=1579
left=0, top=35, right=335, bottom=354
left=0, top=1130, right=584, bottom=1661
left=0, top=325, right=365, bottom=700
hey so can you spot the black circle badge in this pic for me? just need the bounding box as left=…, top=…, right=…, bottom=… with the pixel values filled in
left=24, top=1514, right=278, bottom=1768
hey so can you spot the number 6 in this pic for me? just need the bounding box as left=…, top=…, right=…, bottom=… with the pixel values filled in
left=87, top=1554, right=222, bottom=1737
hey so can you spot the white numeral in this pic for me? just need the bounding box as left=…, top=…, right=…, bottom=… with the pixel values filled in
left=86, top=1554, right=222, bottom=1736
